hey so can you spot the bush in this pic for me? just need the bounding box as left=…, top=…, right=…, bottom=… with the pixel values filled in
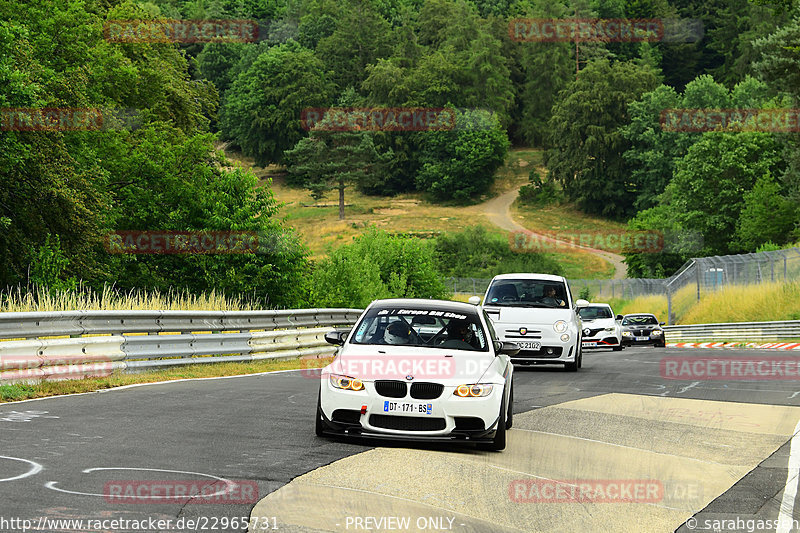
left=415, top=109, right=510, bottom=202
left=434, top=226, right=564, bottom=279
left=310, top=228, right=449, bottom=308
left=518, top=168, right=563, bottom=205
left=578, top=286, right=592, bottom=301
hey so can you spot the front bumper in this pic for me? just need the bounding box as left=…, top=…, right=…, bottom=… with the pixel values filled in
left=581, top=335, right=621, bottom=349
left=318, top=381, right=503, bottom=443
left=622, top=333, right=664, bottom=346
left=503, top=330, right=577, bottom=365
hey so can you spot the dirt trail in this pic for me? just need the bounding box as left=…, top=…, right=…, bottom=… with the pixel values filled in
left=482, top=188, right=627, bottom=280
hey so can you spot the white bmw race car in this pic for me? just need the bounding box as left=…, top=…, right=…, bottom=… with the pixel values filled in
left=315, top=299, right=517, bottom=450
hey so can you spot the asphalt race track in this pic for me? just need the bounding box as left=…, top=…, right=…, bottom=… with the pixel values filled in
left=3, top=346, right=800, bottom=533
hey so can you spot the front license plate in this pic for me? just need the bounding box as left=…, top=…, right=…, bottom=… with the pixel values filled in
left=383, top=401, right=433, bottom=415
left=517, top=341, right=541, bottom=350
left=582, top=341, right=597, bottom=347
left=635, top=336, right=650, bottom=341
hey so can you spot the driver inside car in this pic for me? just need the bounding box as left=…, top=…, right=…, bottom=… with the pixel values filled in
left=438, top=319, right=478, bottom=349
left=540, top=285, right=566, bottom=307
left=383, top=321, right=412, bottom=345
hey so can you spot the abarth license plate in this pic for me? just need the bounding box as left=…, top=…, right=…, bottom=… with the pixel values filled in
left=517, top=341, right=541, bottom=350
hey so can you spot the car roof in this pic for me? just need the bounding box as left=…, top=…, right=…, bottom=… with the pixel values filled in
left=585, top=303, right=612, bottom=308
left=489, top=273, right=567, bottom=282
left=624, top=313, right=657, bottom=317
left=365, top=298, right=479, bottom=313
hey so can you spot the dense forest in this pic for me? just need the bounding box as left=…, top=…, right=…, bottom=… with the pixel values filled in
left=1, top=0, right=798, bottom=305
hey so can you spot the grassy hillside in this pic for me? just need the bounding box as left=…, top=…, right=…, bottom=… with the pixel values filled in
left=226, top=146, right=616, bottom=279
left=613, top=281, right=800, bottom=324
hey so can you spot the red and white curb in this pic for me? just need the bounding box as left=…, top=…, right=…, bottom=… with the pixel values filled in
left=667, top=342, right=800, bottom=350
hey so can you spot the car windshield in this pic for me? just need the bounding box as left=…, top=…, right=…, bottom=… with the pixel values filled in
left=351, top=307, right=489, bottom=351
left=578, top=306, right=613, bottom=319
left=484, top=279, right=569, bottom=308
left=622, top=315, right=659, bottom=326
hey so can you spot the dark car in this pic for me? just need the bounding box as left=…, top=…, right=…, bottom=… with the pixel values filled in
left=620, top=314, right=666, bottom=347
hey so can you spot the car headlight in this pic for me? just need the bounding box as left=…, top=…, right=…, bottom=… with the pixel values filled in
left=622, top=331, right=633, bottom=336
left=329, top=374, right=364, bottom=391
left=560, top=334, right=570, bottom=342
left=454, top=384, right=493, bottom=397
left=652, top=330, right=663, bottom=336
left=553, top=320, right=568, bottom=333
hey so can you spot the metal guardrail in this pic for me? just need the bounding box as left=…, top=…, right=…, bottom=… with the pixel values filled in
left=2, top=307, right=797, bottom=384
left=664, top=320, right=800, bottom=342
left=0, top=309, right=362, bottom=384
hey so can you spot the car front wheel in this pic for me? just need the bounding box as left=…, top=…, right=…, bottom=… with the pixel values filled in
left=505, top=385, right=513, bottom=429
left=315, top=389, right=325, bottom=437
left=479, top=394, right=507, bottom=451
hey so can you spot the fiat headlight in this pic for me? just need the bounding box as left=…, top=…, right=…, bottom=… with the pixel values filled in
left=554, top=320, right=568, bottom=333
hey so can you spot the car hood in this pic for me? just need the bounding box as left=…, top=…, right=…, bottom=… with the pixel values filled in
left=325, top=343, right=498, bottom=384
left=622, top=323, right=661, bottom=330
left=580, top=317, right=617, bottom=329
left=482, top=306, right=575, bottom=325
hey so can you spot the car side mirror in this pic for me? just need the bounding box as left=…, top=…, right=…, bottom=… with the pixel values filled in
left=324, top=330, right=349, bottom=346
left=575, top=299, right=590, bottom=308
left=494, top=340, right=520, bottom=356
left=468, top=296, right=481, bottom=305
left=660, top=322, right=666, bottom=326
left=616, top=314, right=623, bottom=321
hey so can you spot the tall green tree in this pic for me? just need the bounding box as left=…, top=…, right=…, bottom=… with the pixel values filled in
left=315, top=0, right=393, bottom=92
left=220, top=42, right=333, bottom=166
left=664, top=132, right=783, bottom=255
left=545, top=59, right=659, bottom=218
left=734, top=173, right=798, bottom=250
left=415, top=108, right=509, bottom=202
left=284, top=124, right=389, bottom=220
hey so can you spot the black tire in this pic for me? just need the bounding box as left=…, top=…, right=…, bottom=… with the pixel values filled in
left=505, top=385, right=513, bottom=429
left=479, top=395, right=507, bottom=451
left=612, top=345, right=623, bottom=351
left=578, top=349, right=583, bottom=368
left=315, top=389, right=325, bottom=437
left=656, top=341, right=666, bottom=348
